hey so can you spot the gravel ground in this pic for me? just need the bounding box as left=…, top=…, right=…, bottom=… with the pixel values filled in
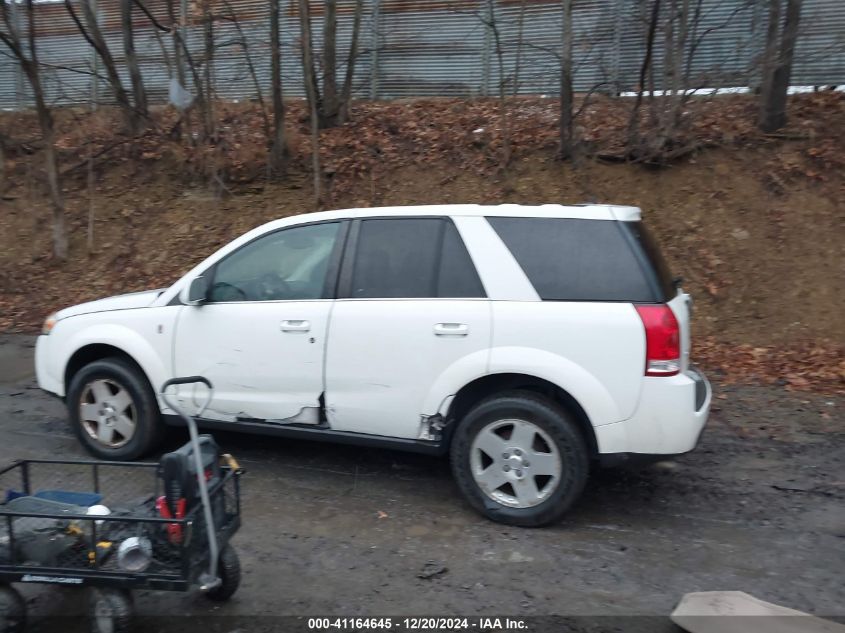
left=0, top=334, right=842, bottom=632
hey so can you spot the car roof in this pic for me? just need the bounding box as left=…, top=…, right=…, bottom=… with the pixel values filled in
left=260, top=204, right=641, bottom=233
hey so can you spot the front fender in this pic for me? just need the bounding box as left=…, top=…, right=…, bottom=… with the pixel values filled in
left=55, top=323, right=169, bottom=400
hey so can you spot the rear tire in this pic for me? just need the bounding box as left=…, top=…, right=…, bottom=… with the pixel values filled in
left=68, top=357, right=163, bottom=460
left=0, top=585, right=26, bottom=633
left=205, top=545, right=241, bottom=602
left=89, top=588, right=133, bottom=633
left=450, top=391, right=590, bottom=527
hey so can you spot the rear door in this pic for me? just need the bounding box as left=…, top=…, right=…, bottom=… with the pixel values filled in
left=325, top=217, right=491, bottom=439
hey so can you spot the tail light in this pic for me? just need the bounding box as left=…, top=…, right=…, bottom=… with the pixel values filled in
left=635, top=304, right=680, bottom=377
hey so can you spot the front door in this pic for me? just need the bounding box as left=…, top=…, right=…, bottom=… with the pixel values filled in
left=325, top=217, right=491, bottom=439
left=172, top=221, right=345, bottom=422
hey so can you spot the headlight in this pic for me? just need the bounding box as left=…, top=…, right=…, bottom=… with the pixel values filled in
left=42, top=312, right=59, bottom=335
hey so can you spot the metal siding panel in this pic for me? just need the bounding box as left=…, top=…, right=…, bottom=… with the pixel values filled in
left=0, top=0, right=842, bottom=109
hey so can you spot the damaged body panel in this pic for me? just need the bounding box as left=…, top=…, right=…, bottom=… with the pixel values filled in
left=417, top=413, right=447, bottom=441
left=323, top=300, right=492, bottom=439
left=170, top=300, right=332, bottom=423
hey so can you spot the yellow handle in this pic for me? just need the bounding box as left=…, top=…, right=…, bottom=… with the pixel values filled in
left=222, top=453, right=243, bottom=473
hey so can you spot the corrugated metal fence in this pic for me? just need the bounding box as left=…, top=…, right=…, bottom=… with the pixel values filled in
left=1, top=0, right=843, bottom=110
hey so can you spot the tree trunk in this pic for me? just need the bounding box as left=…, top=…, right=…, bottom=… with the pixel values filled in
left=221, top=0, right=269, bottom=139
left=759, top=0, right=802, bottom=132
left=626, top=0, right=662, bottom=156
left=337, top=0, right=364, bottom=125
left=512, top=0, right=527, bottom=96
left=269, top=0, right=288, bottom=177
left=66, top=0, right=139, bottom=134
left=298, top=0, right=321, bottom=127
left=4, top=0, right=68, bottom=258
left=484, top=0, right=510, bottom=168
left=309, top=92, right=321, bottom=207
left=163, top=0, right=187, bottom=139
left=757, top=0, right=781, bottom=102
left=321, top=0, right=339, bottom=127
left=0, top=134, right=5, bottom=193
left=557, top=0, right=573, bottom=160
left=121, top=0, right=148, bottom=119
left=202, top=0, right=215, bottom=139
left=298, top=0, right=321, bottom=203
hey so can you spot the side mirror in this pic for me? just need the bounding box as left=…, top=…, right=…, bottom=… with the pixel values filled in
left=185, top=275, right=209, bottom=305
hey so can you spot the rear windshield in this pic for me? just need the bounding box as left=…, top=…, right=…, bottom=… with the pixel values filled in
left=488, top=217, right=663, bottom=302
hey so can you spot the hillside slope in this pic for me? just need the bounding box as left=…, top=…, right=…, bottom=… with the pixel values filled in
left=1, top=95, right=843, bottom=391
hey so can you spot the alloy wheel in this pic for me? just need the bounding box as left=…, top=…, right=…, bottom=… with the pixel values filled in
left=78, top=378, right=137, bottom=449
left=469, top=418, right=562, bottom=508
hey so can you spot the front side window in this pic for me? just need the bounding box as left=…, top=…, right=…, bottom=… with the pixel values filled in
left=208, top=222, right=340, bottom=302
left=348, top=218, right=485, bottom=299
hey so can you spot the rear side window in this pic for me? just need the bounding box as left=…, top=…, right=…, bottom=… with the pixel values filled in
left=488, top=217, right=658, bottom=302
left=348, top=218, right=485, bottom=299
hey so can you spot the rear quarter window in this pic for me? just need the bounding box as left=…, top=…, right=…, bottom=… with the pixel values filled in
left=488, top=217, right=664, bottom=302
left=623, top=221, right=677, bottom=300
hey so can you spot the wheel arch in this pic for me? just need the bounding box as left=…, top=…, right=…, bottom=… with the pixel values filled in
left=64, top=343, right=149, bottom=394
left=445, top=373, right=598, bottom=456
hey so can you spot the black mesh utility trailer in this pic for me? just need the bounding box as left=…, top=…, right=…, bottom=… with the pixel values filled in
left=0, top=377, right=243, bottom=633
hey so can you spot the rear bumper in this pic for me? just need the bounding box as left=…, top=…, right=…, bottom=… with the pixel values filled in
left=595, top=366, right=712, bottom=457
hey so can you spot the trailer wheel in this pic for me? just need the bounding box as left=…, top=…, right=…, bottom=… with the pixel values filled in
left=205, top=545, right=241, bottom=602
left=0, top=585, right=25, bottom=633
left=90, top=588, right=133, bottom=633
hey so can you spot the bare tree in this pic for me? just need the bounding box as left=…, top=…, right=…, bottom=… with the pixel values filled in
left=121, top=0, right=148, bottom=120
left=512, top=0, right=527, bottom=97
left=337, top=0, right=364, bottom=124
left=219, top=0, right=269, bottom=138
left=759, top=0, right=802, bottom=132
left=558, top=0, right=574, bottom=160
left=0, top=131, right=6, bottom=194
left=297, top=0, right=321, bottom=203
left=299, top=0, right=365, bottom=129
left=484, top=0, right=511, bottom=167
left=269, top=0, right=288, bottom=177
left=135, top=0, right=211, bottom=140
left=158, top=0, right=189, bottom=138
left=202, top=0, right=216, bottom=139
left=0, top=0, right=67, bottom=259
left=65, top=0, right=141, bottom=133
left=322, top=0, right=339, bottom=125
left=621, top=0, right=759, bottom=162
left=627, top=0, right=662, bottom=156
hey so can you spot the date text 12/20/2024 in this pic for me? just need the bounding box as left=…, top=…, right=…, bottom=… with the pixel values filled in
left=307, top=618, right=528, bottom=631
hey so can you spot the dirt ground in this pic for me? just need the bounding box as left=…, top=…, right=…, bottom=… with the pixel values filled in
left=0, top=335, right=842, bottom=632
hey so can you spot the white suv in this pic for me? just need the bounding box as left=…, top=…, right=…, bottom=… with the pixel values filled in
left=36, top=204, right=711, bottom=526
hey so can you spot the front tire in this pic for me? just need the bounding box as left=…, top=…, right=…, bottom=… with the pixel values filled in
left=450, top=391, right=590, bottom=527
left=68, top=358, right=163, bottom=460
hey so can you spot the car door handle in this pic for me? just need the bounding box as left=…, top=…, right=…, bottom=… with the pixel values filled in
left=434, top=323, right=469, bottom=336
left=281, top=320, right=311, bottom=332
